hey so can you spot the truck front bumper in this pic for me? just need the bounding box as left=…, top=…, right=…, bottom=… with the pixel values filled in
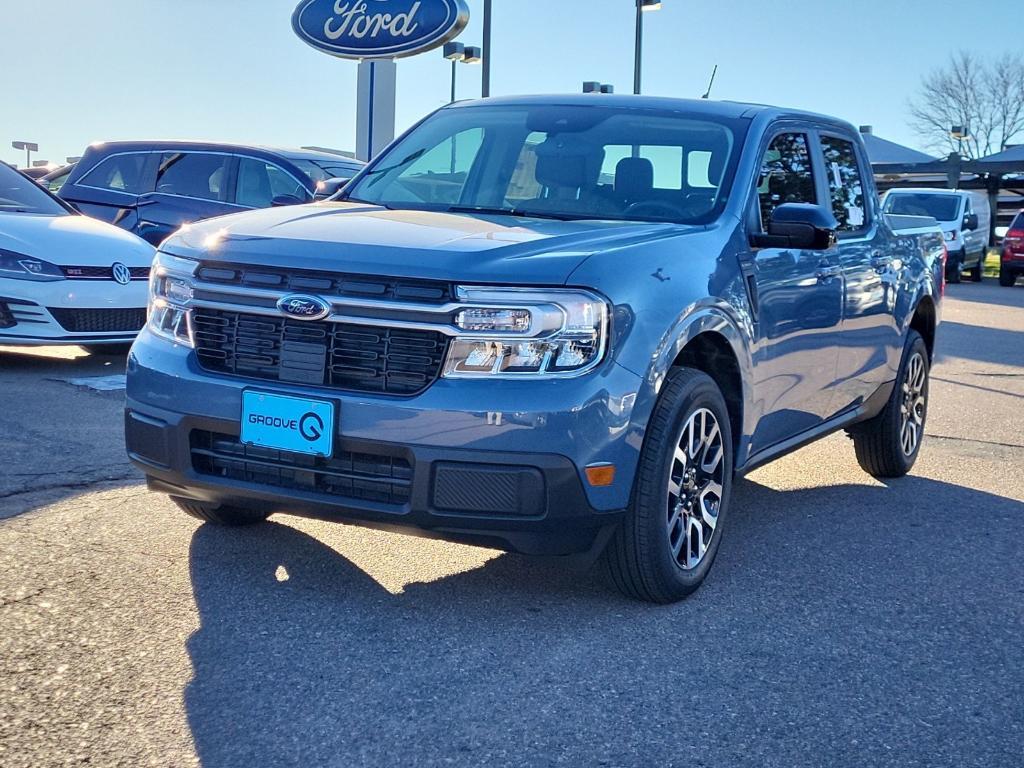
left=125, top=330, right=647, bottom=556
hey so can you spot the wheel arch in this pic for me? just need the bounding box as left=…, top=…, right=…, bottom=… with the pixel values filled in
left=909, top=295, right=938, bottom=361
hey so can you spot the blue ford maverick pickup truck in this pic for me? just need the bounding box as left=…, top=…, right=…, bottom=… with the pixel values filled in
left=126, top=96, right=945, bottom=602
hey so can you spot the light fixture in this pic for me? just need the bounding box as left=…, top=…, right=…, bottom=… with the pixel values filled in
left=443, top=43, right=482, bottom=103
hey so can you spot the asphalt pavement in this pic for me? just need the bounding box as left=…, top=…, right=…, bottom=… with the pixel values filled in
left=1, top=282, right=1022, bottom=767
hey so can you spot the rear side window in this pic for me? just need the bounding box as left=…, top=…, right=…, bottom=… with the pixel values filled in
left=236, top=158, right=310, bottom=208
left=820, top=136, right=867, bottom=231
left=757, top=133, right=816, bottom=227
left=1009, top=212, right=1024, bottom=232
left=79, top=153, right=148, bottom=193
left=156, top=153, right=230, bottom=201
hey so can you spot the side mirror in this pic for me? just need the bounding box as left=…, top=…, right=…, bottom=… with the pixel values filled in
left=752, top=203, right=838, bottom=250
left=964, top=213, right=979, bottom=231
left=271, top=194, right=306, bottom=207
left=313, top=177, right=351, bottom=201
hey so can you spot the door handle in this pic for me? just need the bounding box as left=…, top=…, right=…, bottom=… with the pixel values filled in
left=816, top=266, right=842, bottom=282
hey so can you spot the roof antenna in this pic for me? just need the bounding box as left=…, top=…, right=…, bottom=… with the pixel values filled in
left=701, top=65, right=718, bottom=100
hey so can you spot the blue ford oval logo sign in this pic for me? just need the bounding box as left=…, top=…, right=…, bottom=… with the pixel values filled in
left=291, top=0, right=469, bottom=60
left=277, top=295, right=332, bottom=322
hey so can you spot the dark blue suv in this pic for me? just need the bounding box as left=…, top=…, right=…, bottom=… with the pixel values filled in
left=59, top=142, right=363, bottom=246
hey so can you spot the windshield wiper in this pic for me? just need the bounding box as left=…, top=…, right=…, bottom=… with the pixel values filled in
left=444, top=205, right=585, bottom=222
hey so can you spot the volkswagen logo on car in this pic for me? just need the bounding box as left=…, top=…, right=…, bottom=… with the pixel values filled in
left=291, top=0, right=470, bottom=59
left=111, top=262, right=132, bottom=286
left=277, top=295, right=332, bottom=321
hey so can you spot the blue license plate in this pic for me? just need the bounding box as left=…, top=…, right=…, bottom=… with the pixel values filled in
left=241, top=391, right=335, bottom=457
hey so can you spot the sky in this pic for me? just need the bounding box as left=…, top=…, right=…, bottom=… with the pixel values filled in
left=1, top=0, right=1020, bottom=168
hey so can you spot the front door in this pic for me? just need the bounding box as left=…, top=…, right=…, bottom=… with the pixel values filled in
left=746, top=130, right=844, bottom=454
left=135, top=152, right=240, bottom=246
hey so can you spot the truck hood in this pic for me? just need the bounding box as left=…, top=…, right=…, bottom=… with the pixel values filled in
left=162, top=202, right=699, bottom=285
left=0, top=212, right=154, bottom=266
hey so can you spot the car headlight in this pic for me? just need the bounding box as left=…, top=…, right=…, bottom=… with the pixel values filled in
left=0, top=249, right=64, bottom=282
left=443, top=287, right=609, bottom=378
left=149, top=252, right=197, bottom=347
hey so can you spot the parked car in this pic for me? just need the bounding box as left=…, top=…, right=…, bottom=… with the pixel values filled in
left=881, top=188, right=987, bottom=283
left=125, top=96, right=945, bottom=603
left=58, top=142, right=364, bottom=246
left=39, top=163, right=75, bottom=194
left=0, top=161, right=154, bottom=350
left=18, top=167, right=53, bottom=180
left=999, top=210, right=1024, bottom=287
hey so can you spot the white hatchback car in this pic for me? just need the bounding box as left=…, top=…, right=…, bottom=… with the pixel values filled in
left=0, top=162, right=154, bottom=351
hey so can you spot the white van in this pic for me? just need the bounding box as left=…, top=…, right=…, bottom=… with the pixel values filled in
left=881, top=189, right=989, bottom=283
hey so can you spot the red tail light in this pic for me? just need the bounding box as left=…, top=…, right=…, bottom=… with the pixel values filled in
left=1005, top=230, right=1024, bottom=261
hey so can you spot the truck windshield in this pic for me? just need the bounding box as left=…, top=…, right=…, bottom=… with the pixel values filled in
left=344, top=104, right=745, bottom=225
left=884, top=193, right=961, bottom=222
left=0, top=163, right=68, bottom=216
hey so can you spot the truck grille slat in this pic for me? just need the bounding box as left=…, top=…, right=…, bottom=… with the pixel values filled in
left=192, top=309, right=449, bottom=396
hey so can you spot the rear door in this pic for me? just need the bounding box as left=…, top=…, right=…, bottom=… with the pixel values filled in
left=745, top=128, right=844, bottom=454
left=818, top=131, right=901, bottom=413
left=135, top=152, right=240, bottom=245
left=59, top=151, right=152, bottom=231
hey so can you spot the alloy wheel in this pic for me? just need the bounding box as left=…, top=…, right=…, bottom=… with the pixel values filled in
left=900, top=352, right=927, bottom=456
left=666, top=408, right=725, bottom=570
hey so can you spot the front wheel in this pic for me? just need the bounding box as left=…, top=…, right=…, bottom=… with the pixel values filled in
left=605, top=368, right=734, bottom=604
left=173, top=498, right=270, bottom=527
left=946, top=251, right=963, bottom=284
left=999, top=266, right=1017, bottom=287
left=849, top=330, right=930, bottom=478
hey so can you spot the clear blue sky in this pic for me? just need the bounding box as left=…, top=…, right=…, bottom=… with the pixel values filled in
left=1, top=0, right=1018, bottom=168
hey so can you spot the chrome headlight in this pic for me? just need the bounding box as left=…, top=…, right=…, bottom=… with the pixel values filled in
left=443, top=287, right=609, bottom=379
left=0, top=249, right=64, bottom=282
left=148, top=252, right=197, bottom=347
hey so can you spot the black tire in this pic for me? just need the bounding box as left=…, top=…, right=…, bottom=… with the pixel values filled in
left=946, top=251, right=963, bottom=284
left=173, top=498, right=270, bottom=527
left=849, top=330, right=930, bottom=479
left=999, top=266, right=1017, bottom=287
left=82, top=343, right=134, bottom=355
left=969, top=252, right=985, bottom=282
left=605, top=368, right=734, bottom=604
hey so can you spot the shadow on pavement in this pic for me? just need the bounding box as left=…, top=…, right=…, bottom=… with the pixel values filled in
left=185, top=475, right=1023, bottom=767
left=943, top=283, right=1024, bottom=310
left=935, top=321, right=1024, bottom=368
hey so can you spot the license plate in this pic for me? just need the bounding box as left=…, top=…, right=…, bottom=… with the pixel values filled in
left=241, top=391, right=335, bottom=457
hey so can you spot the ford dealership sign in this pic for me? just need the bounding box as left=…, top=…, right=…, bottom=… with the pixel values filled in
left=292, top=0, right=470, bottom=60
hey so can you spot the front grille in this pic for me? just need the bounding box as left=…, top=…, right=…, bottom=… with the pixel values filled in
left=193, top=309, right=449, bottom=396
left=61, top=266, right=150, bottom=280
left=190, top=431, right=412, bottom=506
left=196, top=263, right=454, bottom=303
left=48, top=308, right=147, bottom=333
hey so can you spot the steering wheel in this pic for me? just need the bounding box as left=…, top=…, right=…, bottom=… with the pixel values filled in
left=624, top=200, right=687, bottom=220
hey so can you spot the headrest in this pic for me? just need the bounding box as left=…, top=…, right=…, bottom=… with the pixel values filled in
left=534, top=138, right=604, bottom=190
left=614, top=157, right=655, bottom=198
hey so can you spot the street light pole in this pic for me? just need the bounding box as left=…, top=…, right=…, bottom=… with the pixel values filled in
left=12, top=141, right=39, bottom=169
left=634, top=1, right=643, bottom=95
left=633, top=0, right=662, bottom=95
left=482, top=0, right=493, bottom=97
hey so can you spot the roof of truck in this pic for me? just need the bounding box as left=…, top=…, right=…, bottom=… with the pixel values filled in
left=448, top=94, right=854, bottom=127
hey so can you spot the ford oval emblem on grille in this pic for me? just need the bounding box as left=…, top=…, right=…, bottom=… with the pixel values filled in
left=277, top=295, right=331, bottom=322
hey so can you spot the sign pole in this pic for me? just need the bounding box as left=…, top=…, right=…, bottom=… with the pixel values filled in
left=356, top=59, right=397, bottom=162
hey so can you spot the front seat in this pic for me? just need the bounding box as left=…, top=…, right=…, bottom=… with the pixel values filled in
left=614, top=157, right=655, bottom=207
left=524, top=137, right=610, bottom=216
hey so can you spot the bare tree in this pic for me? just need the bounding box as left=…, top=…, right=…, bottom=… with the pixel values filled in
left=909, top=52, right=1024, bottom=159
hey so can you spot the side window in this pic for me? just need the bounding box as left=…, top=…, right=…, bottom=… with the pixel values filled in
left=757, top=133, right=816, bottom=228
left=382, top=128, right=485, bottom=206
left=236, top=158, right=308, bottom=208
left=820, top=136, right=867, bottom=232
left=155, top=153, right=230, bottom=202
left=79, top=153, right=147, bottom=193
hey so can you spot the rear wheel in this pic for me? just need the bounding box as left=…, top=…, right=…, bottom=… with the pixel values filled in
left=605, top=368, right=734, bottom=603
left=173, top=498, right=270, bottom=527
left=999, top=266, right=1017, bottom=287
left=849, top=330, right=930, bottom=478
left=969, top=252, right=985, bottom=282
